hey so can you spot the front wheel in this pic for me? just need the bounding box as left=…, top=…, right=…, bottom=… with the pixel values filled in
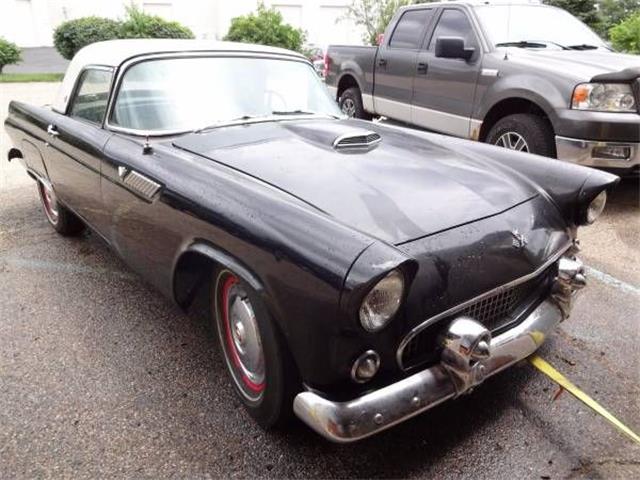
left=212, top=269, right=298, bottom=429
left=339, top=87, right=372, bottom=120
left=485, top=113, right=556, bottom=158
left=37, top=180, right=85, bottom=236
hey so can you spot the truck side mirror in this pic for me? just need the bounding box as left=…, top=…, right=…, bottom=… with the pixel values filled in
left=435, top=37, right=475, bottom=61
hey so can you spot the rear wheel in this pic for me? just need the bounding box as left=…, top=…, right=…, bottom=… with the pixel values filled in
left=486, top=113, right=556, bottom=158
left=37, top=181, right=84, bottom=236
left=339, top=87, right=372, bottom=120
left=212, top=269, right=298, bottom=428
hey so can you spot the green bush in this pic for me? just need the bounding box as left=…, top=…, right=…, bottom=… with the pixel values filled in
left=224, top=4, right=305, bottom=52
left=54, top=17, right=121, bottom=60
left=610, top=12, right=640, bottom=53
left=0, top=37, right=21, bottom=73
left=119, top=4, right=194, bottom=39
left=53, top=6, right=194, bottom=61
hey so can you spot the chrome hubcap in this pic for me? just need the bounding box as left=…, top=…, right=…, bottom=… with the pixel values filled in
left=39, top=182, right=59, bottom=224
left=341, top=98, right=356, bottom=117
left=216, top=273, right=265, bottom=402
left=495, top=132, right=529, bottom=152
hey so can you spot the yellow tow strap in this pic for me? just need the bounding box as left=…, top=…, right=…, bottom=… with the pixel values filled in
left=529, top=355, right=640, bottom=445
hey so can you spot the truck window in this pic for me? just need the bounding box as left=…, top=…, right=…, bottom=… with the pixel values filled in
left=428, top=9, right=478, bottom=51
left=68, top=68, right=113, bottom=125
left=389, top=9, right=434, bottom=49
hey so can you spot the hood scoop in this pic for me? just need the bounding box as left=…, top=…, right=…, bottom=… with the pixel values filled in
left=333, top=131, right=381, bottom=152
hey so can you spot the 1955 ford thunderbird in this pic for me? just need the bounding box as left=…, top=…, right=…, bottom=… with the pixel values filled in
left=4, top=40, right=619, bottom=442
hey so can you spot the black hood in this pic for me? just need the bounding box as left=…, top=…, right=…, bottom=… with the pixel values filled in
left=173, top=118, right=538, bottom=244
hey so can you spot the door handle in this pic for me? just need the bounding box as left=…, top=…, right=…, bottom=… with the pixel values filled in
left=378, top=58, right=387, bottom=67
left=47, top=124, right=59, bottom=137
left=417, top=62, right=428, bottom=74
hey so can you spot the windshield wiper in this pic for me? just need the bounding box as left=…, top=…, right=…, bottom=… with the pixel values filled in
left=496, top=40, right=569, bottom=50
left=271, top=109, right=337, bottom=118
left=194, top=115, right=260, bottom=133
left=566, top=44, right=599, bottom=50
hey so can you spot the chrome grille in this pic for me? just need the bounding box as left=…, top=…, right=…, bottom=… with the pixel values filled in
left=399, top=270, right=552, bottom=371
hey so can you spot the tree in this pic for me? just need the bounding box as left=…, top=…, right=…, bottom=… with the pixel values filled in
left=118, top=4, right=194, bottom=39
left=544, top=0, right=600, bottom=30
left=597, top=0, right=640, bottom=38
left=344, top=0, right=416, bottom=46
left=0, top=37, right=21, bottom=73
left=609, top=11, right=640, bottom=53
left=224, top=4, right=305, bottom=52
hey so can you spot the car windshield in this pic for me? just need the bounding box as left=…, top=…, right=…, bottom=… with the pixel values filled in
left=110, top=56, right=341, bottom=133
left=474, top=5, right=608, bottom=50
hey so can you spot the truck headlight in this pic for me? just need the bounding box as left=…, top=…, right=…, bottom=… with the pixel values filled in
left=571, top=83, right=636, bottom=113
left=359, top=269, right=404, bottom=332
left=585, top=190, right=607, bottom=225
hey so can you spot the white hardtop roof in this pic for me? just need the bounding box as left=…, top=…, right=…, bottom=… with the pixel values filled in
left=53, top=39, right=306, bottom=113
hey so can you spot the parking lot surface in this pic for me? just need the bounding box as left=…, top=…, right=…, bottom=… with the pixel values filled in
left=1, top=83, right=639, bottom=479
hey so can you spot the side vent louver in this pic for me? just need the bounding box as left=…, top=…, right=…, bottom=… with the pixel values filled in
left=333, top=131, right=381, bottom=152
left=122, top=170, right=161, bottom=200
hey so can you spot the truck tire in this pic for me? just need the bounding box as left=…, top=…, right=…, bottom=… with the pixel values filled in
left=339, top=87, right=372, bottom=120
left=486, top=114, right=556, bottom=158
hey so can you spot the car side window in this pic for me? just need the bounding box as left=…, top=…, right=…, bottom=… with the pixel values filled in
left=389, top=9, right=434, bottom=49
left=428, top=9, right=478, bottom=51
left=69, top=68, right=113, bottom=125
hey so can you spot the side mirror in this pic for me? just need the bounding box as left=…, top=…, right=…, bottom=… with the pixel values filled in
left=435, top=37, right=475, bottom=61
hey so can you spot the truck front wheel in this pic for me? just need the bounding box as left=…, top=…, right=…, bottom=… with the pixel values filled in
left=486, top=113, right=556, bottom=158
left=339, top=87, right=372, bottom=120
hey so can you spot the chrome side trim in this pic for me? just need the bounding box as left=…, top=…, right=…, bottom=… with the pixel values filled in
left=121, top=170, right=161, bottom=199
left=396, top=243, right=570, bottom=370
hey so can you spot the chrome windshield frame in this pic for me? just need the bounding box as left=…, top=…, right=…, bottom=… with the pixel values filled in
left=104, top=51, right=339, bottom=137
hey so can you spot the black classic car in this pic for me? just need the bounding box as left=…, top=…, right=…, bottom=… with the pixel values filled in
left=5, top=40, right=618, bottom=442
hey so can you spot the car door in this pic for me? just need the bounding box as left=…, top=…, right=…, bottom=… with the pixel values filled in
left=45, top=66, right=113, bottom=229
left=373, top=8, right=436, bottom=123
left=412, top=7, right=482, bottom=138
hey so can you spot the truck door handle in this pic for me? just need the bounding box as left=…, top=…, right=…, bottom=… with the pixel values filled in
left=417, top=62, right=428, bottom=74
left=378, top=58, right=387, bottom=67
left=47, top=125, right=59, bottom=137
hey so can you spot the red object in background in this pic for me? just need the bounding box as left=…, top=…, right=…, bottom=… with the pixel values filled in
left=376, top=33, right=385, bottom=46
left=323, top=53, right=330, bottom=78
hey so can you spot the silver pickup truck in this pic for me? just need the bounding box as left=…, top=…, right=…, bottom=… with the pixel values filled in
left=325, top=0, right=640, bottom=176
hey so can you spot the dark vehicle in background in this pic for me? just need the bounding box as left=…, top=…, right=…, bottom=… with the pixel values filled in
left=326, top=1, right=640, bottom=176
left=5, top=39, right=618, bottom=442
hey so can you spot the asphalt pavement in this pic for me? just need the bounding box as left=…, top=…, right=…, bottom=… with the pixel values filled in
left=1, top=83, right=639, bottom=479
left=3, top=47, right=69, bottom=74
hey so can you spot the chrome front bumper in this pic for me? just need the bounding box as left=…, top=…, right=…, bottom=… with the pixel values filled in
left=294, top=256, right=585, bottom=442
left=556, top=136, right=640, bottom=170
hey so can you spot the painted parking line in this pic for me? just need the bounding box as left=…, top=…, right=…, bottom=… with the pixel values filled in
left=0, top=256, right=135, bottom=280
left=530, top=355, right=640, bottom=445
left=584, top=266, right=640, bottom=296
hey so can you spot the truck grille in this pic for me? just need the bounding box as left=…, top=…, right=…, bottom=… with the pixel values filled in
left=399, top=269, right=553, bottom=371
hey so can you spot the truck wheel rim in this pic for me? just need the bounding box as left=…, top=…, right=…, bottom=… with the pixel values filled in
left=341, top=98, right=356, bottom=117
left=216, top=272, right=265, bottom=402
left=495, top=132, right=529, bottom=152
left=38, top=182, right=59, bottom=225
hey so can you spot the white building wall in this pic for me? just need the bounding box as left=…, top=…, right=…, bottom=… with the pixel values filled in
left=0, top=0, right=364, bottom=49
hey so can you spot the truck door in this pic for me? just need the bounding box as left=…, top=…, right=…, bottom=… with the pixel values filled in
left=374, top=7, right=436, bottom=123
left=45, top=67, right=113, bottom=230
left=411, top=7, right=482, bottom=138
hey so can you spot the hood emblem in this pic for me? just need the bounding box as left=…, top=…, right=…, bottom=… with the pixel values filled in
left=511, top=230, right=528, bottom=250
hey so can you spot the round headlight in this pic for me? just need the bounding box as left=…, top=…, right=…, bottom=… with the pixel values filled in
left=359, top=269, right=404, bottom=332
left=586, top=190, right=607, bottom=224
